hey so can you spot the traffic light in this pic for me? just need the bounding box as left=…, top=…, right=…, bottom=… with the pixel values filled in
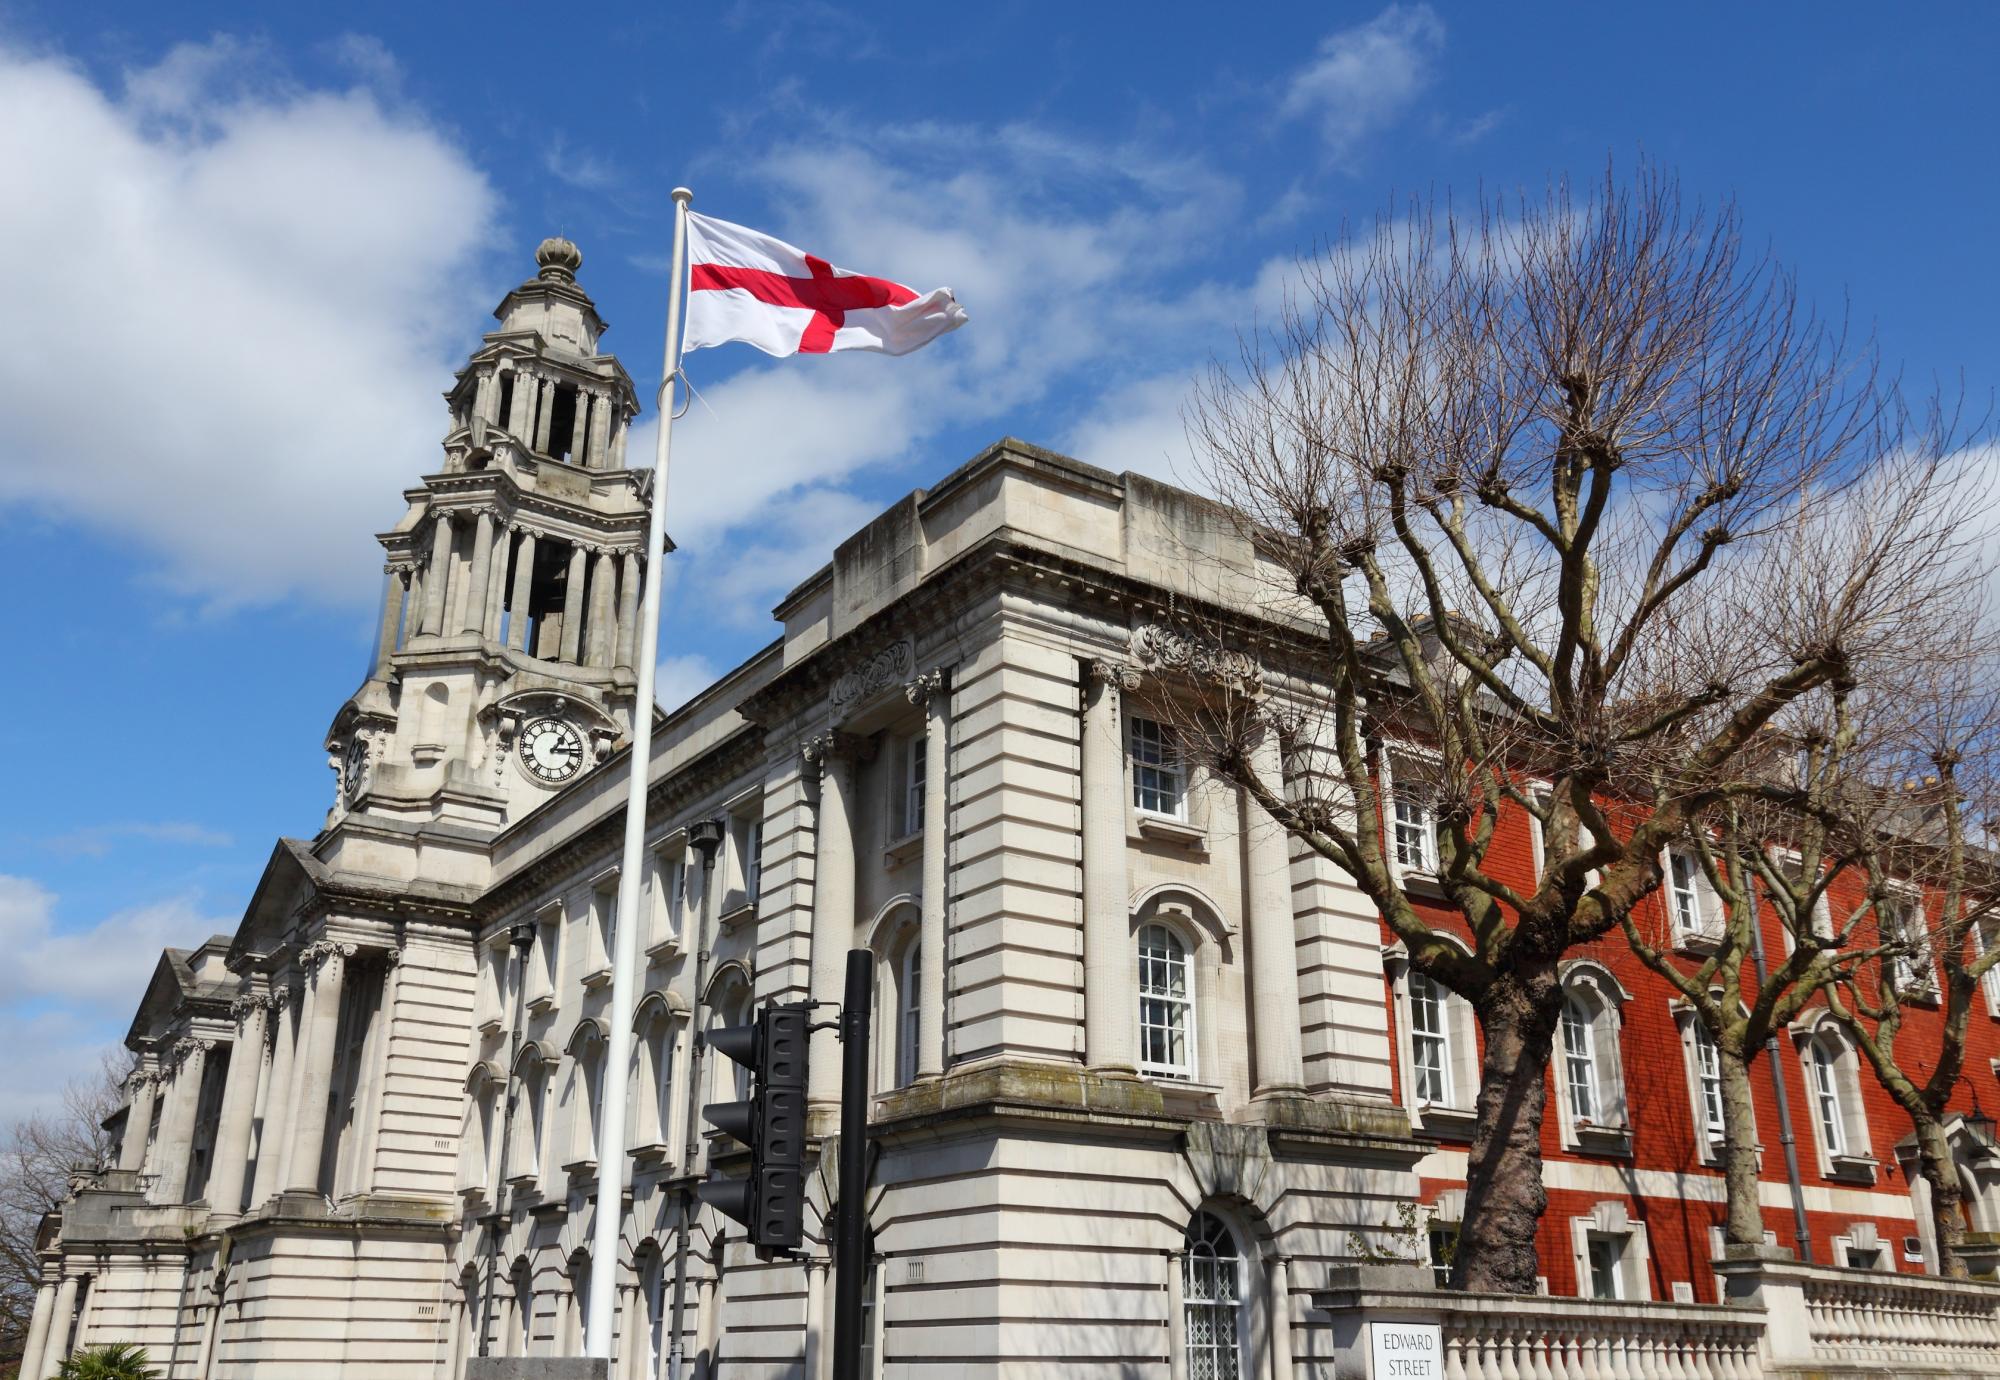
left=696, top=1002, right=810, bottom=1249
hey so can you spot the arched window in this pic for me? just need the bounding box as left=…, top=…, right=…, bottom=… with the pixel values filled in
left=1809, top=1038, right=1846, bottom=1156
left=564, top=1251, right=591, bottom=1354
left=632, top=998, right=678, bottom=1153
left=1797, top=1023, right=1872, bottom=1177
left=896, top=940, right=921, bottom=1089
left=458, top=1064, right=502, bottom=1196
left=1182, top=1212, right=1244, bottom=1380
left=509, top=1046, right=550, bottom=1185
left=1555, top=969, right=1630, bottom=1148
left=564, top=1022, right=606, bottom=1171
left=1137, top=923, right=1194, bottom=1080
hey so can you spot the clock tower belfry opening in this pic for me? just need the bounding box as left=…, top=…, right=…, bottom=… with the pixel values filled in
left=323, top=236, right=659, bottom=837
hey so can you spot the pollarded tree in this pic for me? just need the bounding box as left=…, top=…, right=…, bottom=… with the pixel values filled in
left=1150, top=165, right=1984, bottom=1293
left=1817, top=671, right=2000, bottom=1276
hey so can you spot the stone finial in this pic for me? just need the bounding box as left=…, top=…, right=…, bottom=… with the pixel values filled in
left=536, top=235, right=583, bottom=283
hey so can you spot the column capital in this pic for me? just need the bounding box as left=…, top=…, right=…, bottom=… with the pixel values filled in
left=301, top=939, right=359, bottom=977
left=800, top=730, right=874, bottom=776
left=230, top=993, right=275, bottom=1023
left=1085, top=657, right=1141, bottom=692
left=904, top=667, right=950, bottom=707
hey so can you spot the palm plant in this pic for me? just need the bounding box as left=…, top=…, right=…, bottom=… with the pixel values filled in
left=56, top=1343, right=159, bottom=1380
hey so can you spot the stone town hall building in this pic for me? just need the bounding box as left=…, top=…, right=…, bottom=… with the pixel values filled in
left=22, top=239, right=1992, bottom=1379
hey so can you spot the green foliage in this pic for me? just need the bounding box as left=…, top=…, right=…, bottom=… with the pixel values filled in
left=55, top=1342, right=159, bottom=1380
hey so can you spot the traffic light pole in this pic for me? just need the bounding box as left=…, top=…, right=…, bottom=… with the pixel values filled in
left=832, top=949, right=872, bottom=1380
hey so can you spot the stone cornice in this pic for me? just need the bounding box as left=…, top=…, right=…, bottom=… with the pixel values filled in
left=476, top=723, right=765, bottom=923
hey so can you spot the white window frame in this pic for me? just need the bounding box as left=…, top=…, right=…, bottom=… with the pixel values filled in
left=1795, top=1020, right=1876, bottom=1180
left=1561, top=994, right=1599, bottom=1125
left=1380, top=747, right=1443, bottom=879
left=1136, top=922, right=1196, bottom=1081
left=897, top=732, right=927, bottom=839
left=1410, top=973, right=1454, bottom=1107
left=1665, top=847, right=1720, bottom=945
left=896, top=940, right=921, bottom=1089
left=1181, top=1212, right=1246, bottom=1380
left=1809, top=1038, right=1847, bottom=1158
left=1881, top=890, right=1935, bottom=998
left=648, top=841, right=686, bottom=954
left=582, top=870, right=617, bottom=990
left=1693, top=1021, right=1726, bottom=1145
left=529, top=900, right=562, bottom=1012
left=1128, top=715, right=1186, bottom=820
left=1570, top=1202, right=1652, bottom=1302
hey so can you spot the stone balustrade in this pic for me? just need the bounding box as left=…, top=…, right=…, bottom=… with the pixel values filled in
left=1718, top=1246, right=2000, bottom=1376
left=1316, top=1257, right=2000, bottom=1379
left=1315, top=1265, right=1764, bottom=1379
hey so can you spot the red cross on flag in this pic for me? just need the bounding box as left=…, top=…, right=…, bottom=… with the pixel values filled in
left=681, top=212, right=968, bottom=358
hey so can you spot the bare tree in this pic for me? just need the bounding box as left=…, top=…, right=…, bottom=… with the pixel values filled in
left=1815, top=666, right=2000, bottom=1276
left=1154, top=165, right=1984, bottom=1292
left=0, top=1059, right=126, bottom=1367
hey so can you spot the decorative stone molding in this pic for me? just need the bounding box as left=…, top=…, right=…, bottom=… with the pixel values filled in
left=800, top=731, right=874, bottom=779
left=831, top=637, right=916, bottom=717
left=300, top=939, right=358, bottom=978
left=1129, top=623, right=1261, bottom=693
left=904, top=667, right=949, bottom=707
left=1086, top=657, right=1141, bottom=692
left=229, top=994, right=273, bottom=1023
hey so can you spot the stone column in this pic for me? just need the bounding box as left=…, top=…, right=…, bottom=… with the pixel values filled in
left=806, top=735, right=859, bottom=1110
left=484, top=529, right=510, bottom=639
left=588, top=391, right=612, bottom=468
left=153, top=1039, right=210, bottom=1202
left=374, top=566, right=406, bottom=674
left=1247, top=728, right=1306, bottom=1098
left=463, top=510, right=496, bottom=636
left=45, top=1274, right=78, bottom=1377
left=803, top=1259, right=828, bottom=1380
left=1166, top=1252, right=1187, bottom=1380
left=284, top=942, right=352, bottom=1194
left=117, top=1073, right=157, bottom=1172
left=19, top=1276, right=56, bottom=1380
left=569, top=391, right=591, bottom=464
left=507, top=529, right=538, bottom=652
left=421, top=512, right=453, bottom=636
left=249, top=990, right=296, bottom=1207
left=205, top=997, right=270, bottom=1216
left=560, top=543, right=589, bottom=663
left=507, top=369, right=534, bottom=437
left=910, top=670, right=950, bottom=1079
left=533, top=380, right=556, bottom=453
left=587, top=548, right=617, bottom=666
left=474, top=371, right=495, bottom=426
left=1081, top=662, right=1138, bottom=1075
left=612, top=410, right=629, bottom=468
left=614, top=552, right=641, bottom=670
left=692, top=1276, right=718, bottom=1380
left=1267, top=1255, right=1294, bottom=1380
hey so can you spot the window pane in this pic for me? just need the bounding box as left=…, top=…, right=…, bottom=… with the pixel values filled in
left=1562, top=997, right=1597, bottom=1123
left=1137, top=925, right=1193, bottom=1079
left=1130, top=717, right=1186, bottom=817
left=1409, top=974, right=1452, bottom=1105
left=1182, top=1214, right=1242, bottom=1380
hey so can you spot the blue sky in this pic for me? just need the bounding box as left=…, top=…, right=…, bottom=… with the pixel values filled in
left=2, top=1, right=1997, bottom=1126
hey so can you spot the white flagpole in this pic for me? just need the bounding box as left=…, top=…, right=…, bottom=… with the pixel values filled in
left=589, top=185, right=693, bottom=1360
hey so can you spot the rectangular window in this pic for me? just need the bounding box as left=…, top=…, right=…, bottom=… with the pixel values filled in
left=899, top=734, right=927, bottom=837
left=1409, top=974, right=1452, bottom=1105
left=1669, top=850, right=1707, bottom=938
left=1427, top=1225, right=1458, bottom=1289
left=1587, top=1235, right=1626, bottom=1300
left=1693, top=1023, right=1725, bottom=1141
left=1809, top=1044, right=1847, bottom=1157
left=1137, top=924, right=1194, bottom=1080
left=1392, top=792, right=1439, bottom=874
left=1884, top=898, right=1933, bottom=995
left=742, top=816, right=762, bottom=910
left=1129, top=716, right=1186, bottom=818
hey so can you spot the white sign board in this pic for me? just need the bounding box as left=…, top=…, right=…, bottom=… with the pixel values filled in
left=1369, top=1320, right=1443, bottom=1380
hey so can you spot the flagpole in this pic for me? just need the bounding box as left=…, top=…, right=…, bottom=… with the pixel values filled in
left=589, top=184, right=693, bottom=1360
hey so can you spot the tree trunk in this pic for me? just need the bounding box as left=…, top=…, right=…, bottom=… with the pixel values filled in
left=1717, top=1044, right=1767, bottom=1247
left=1451, top=981, right=1557, bottom=1294
left=1914, top=1113, right=1971, bottom=1278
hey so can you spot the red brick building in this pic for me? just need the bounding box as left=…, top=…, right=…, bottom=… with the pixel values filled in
left=1373, top=784, right=2000, bottom=1301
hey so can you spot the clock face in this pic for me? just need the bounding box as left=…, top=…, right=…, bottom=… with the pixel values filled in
left=343, top=736, right=369, bottom=802
left=519, top=716, right=585, bottom=784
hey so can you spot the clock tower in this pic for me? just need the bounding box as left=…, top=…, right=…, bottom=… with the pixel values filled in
left=322, top=236, right=654, bottom=844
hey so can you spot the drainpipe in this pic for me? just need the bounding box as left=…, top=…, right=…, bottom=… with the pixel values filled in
left=478, top=921, right=538, bottom=1356
left=1749, top=913, right=1813, bottom=1263
left=668, top=819, right=727, bottom=1380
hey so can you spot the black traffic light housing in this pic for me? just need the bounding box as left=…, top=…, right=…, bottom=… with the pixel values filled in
left=696, top=1002, right=811, bottom=1249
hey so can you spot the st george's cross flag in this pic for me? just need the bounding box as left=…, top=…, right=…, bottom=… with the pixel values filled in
left=681, top=212, right=968, bottom=358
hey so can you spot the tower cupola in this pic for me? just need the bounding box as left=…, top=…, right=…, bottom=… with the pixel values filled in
left=319, top=237, right=661, bottom=851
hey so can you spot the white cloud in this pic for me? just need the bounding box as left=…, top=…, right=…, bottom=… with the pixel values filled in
left=0, top=875, right=225, bottom=1009
left=0, top=40, right=495, bottom=609
left=654, top=653, right=721, bottom=712
left=1280, top=5, right=1446, bottom=164
left=45, top=820, right=234, bottom=858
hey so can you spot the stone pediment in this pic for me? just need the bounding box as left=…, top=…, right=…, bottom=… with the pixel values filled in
left=225, top=838, right=329, bottom=972
left=123, top=936, right=233, bottom=1050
